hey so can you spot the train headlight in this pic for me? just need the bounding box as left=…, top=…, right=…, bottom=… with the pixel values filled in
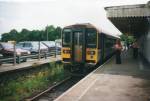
left=88, top=51, right=95, bottom=55
left=90, top=51, right=95, bottom=55
left=63, top=50, right=66, bottom=54
left=63, top=50, right=70, bottom=54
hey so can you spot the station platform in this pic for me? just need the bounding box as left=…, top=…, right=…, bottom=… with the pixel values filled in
left=0, top=56, right=61, bottom=73
left=55, top=50, right=150, bottom=101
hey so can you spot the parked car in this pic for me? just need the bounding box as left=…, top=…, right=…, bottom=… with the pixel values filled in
left=55, top=39, right=62, bottom=49
left=56, top=42, right=62, bottom=51
left=0, top=42, right=30, bottom=57
left=41, top=41, right=61, bottom=52
left=55, top=39, right=62, bottom=46
left=41, top=41, right=55, bottom=52
left=17, top=41, right=48, bottom=54
left=0, top=42, right=30, bottom=62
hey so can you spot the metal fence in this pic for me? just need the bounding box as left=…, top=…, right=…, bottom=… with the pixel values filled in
left=0, top=42, right=61, bottom=66
left=0, top=51, right=61, bottom=66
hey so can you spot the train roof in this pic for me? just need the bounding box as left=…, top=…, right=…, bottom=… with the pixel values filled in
left=64, top=23, right=120, bottom=39
left=64, top=23, right=96, bottom=29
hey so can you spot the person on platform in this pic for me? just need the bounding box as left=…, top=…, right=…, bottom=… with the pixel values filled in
left=132, top=40, right=139, bottom=59
left=114, top=39, right=123, bottom=64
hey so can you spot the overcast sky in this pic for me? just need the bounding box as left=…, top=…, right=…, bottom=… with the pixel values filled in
left=0, top=0, right=149, bottom=36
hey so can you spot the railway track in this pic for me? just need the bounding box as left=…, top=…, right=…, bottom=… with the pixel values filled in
left=25, top=63, right=101, bottom=101
left=25, top=76, right=83, bottom=101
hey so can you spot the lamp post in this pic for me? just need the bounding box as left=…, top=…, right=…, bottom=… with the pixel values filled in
left=13, top=42, right=16, bottom=65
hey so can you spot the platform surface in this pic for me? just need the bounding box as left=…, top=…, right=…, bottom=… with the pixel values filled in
left=55, top=50, right=150, bottom=101
left=0, top=56, right=61, bottom=73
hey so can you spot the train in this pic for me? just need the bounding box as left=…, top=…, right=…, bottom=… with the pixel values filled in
left=61, top=23, right=119, bottom=72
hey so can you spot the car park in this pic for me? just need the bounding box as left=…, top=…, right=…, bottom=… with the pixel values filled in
left=55, top=39, right=62, bottom=50
left=17, top=41, right=48, bottom=54
left=41, top=41, right=55, bottom=52
left=56, top=43, right=62, bottom=51
left=41, top=41, right=61, bottom=52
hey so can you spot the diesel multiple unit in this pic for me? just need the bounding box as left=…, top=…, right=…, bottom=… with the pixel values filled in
left=62, top=23, right=118, bottom=72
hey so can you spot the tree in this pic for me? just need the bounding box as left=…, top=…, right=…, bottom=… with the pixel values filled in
left=9, top=29, right=19, bottom=41
left=20, top=29, right=30, bottom=41
left=55, top=27, right=62, bottom=39
left=1, top=33, right=10, bottom=42
left=45, top=25, right=55, bottom=41
left=120, top=34, right=135, bottom=44
left=1, top=25, right=62, bottom=42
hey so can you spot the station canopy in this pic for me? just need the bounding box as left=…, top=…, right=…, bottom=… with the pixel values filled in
left=105, top=1, right=150, bottom=38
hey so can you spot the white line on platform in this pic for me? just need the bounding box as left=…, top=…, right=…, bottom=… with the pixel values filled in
left=138, top=58, right=144, bottom=70
left=54, top=56, right=113, bottom=101
left=77, top=77, right=98, bottom=101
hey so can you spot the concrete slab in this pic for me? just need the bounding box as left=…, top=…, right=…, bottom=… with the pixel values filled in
left=55, top=50, right=150, bottom=101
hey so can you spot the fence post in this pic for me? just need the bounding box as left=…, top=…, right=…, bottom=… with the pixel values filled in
left=0, top=60, right=2, bottom=66
left=55, top=42, right=57, bottom=58
left=44, top=52, right=47, bottom=59
left=13, top=43, right=16, bottom=66
left=38, top=41, right=40, bottom=60
left=17, top=56, right=21, bottom=64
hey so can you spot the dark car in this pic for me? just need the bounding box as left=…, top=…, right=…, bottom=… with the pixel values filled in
left=0, top=43, right=30, bottom=57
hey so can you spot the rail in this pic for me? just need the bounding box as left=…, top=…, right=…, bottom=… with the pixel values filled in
left=25, top=76, right=71, bottom=101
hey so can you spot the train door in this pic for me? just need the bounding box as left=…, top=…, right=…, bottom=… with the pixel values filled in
left=73, top=31, right=84, bottom=62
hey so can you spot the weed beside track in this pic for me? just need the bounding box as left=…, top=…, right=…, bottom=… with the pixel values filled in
left=0, top=62, right=69, bottom=101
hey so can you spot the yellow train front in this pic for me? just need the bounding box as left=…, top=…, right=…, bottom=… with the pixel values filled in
left=62, top=23, right=117, bottom=72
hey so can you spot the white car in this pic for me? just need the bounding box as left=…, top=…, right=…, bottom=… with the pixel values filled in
left=17, top=41, right=48, bottom=54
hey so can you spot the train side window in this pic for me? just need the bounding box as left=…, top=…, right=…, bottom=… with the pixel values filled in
left=98, top=33, right=104, bottom=49
left=74, top=34, right=78, bottom=45
left=105, top=38, right=113, bottom=48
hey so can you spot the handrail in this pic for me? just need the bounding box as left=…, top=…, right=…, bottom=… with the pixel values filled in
left=0, top=50, right=61, bottom=66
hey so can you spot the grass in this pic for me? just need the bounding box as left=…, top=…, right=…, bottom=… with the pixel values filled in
left=0, top=62, right=68, bottom=101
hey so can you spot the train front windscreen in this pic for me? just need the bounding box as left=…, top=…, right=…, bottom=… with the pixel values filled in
left=62, top=29, right=71, bottom=47
left=86, top=29, right=97, bottom=63
left=86, top=29, right=97, bottom=48
left=62, top=29, right=72, bottom=62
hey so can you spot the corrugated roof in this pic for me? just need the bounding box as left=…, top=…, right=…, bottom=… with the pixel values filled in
left=105, top=2, right=150, bottom=17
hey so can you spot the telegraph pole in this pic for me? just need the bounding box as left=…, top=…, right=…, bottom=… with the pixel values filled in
left=46, top=25, right=48, bottom=41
